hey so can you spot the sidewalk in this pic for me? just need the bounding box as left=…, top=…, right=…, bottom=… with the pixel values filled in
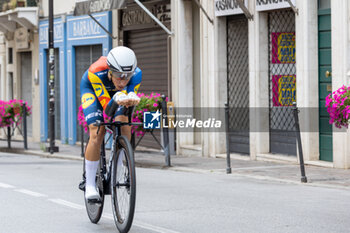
left=1, top=139, right=350, bottom=189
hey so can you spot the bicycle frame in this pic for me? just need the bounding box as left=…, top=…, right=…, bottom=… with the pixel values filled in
left=98, top=120, right=142, bottom=195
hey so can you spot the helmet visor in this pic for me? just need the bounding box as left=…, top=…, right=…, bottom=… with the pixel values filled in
left=110, top=70, right=134, bottom=80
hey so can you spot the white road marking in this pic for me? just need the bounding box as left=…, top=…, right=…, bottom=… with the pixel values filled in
left=103, top=213, right=181, bottom=233
left=15, top=189, right=47, bottom=197
left=102, top=213, right=114, bottom=220
left=0, top=182, right=15, bottom=188
left=7, top=183, right=180, bottom=233
left=133, top=221, right=182, bottom=233
left=48, top=199, right=85, bottom=210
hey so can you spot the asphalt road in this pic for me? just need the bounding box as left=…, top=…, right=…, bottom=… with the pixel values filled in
left=0, top=152, right=350, bottom=233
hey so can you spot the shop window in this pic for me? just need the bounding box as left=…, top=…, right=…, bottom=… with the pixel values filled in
left=8, top=72, right=13, bottom=99
left=318, top=0, right=330, bottom=10
left=8, top=48, right=13, bottom=64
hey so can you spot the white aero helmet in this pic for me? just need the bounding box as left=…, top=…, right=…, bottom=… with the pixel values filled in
left=107, top=46, right=137, bottom=73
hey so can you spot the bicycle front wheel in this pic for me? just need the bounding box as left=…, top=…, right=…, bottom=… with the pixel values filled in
left=111, top=135, right=136, bottom=233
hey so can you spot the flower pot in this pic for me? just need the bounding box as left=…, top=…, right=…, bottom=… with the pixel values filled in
left=17, top=2, right=25, bottom=7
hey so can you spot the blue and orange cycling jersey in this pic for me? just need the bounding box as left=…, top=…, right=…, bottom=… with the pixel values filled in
left=80, top=56, right=142, bottom=125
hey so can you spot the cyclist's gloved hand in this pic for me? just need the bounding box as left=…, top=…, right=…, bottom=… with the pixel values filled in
left=127, top=92, right=140, bottom=107
left=113, top=92, right=129, bottom=106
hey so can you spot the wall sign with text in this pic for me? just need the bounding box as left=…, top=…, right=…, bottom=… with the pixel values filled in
left=256, top=0, right=295, bottom=12
left=272, top=75, right=296, bottom=106
left=67, top=13, right=109, bottom=41
left=39, top=20, right=64, bottom=46
left=271, top=32, right=295, bottom=64
left=214, top=0, right=248, bottom=17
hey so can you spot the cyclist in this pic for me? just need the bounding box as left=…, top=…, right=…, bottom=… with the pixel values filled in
left=80, top=46, right=141, bottom=202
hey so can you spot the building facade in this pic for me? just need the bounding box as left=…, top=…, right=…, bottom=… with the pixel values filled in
left=0, top=2, right=40, bottom=142
left=181, top=0, right=350, bottom=169
left=3, top=0, right=349, bottom=169
left=39, top=12, right=112, bottom=144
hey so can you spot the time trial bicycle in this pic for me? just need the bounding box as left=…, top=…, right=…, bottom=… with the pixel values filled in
left=79, top=106, right=141, bottom=233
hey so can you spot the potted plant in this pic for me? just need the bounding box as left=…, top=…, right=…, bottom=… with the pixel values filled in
left=77, top=92, right=166, bottom=137
left=326, top=85, right=350, bottom=128
left=132, top=92, right=165, bottom=137
left=77, top=105, right=111, bottom=133
left=0, top=99, right=32, bottom=128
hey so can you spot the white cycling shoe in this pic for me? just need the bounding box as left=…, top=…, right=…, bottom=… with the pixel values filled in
left=85, top=185, right=101, bottom=203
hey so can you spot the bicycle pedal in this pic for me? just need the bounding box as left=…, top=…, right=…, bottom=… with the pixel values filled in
left=78, top=180, right=86, bottom=191
left=87, top=198, right=102, bottom=204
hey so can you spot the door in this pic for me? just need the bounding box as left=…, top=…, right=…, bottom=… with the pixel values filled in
left=75, top=45, right=102, bottom=142
left=268, top=10, right=296, bottom=156
left=227, top=16, right=249, bottom=154
left=20, top=52, right=32, bottom=137
left=46, top=49, right=60, bottom=140
left=126, top=28, right=168, bottom=149
left=318, top=0, right=332, bottom=162
left=126, top=28, right=168, bottom=95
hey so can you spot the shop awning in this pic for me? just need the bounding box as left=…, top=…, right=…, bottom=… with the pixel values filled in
left=74, top=0, right=173, bottom=35
left=0, top=7, right=38, bottom=34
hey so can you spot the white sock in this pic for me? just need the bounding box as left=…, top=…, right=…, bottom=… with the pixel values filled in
left=85, top=160, right=99, bottom=189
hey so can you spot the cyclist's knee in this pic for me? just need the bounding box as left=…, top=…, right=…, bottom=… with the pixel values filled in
left=88, top=125, right=105, bottom=145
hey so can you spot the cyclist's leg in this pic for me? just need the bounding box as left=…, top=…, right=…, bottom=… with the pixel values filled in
left=85, top=125, right=105, bottom=161
left=81, top=78, right=105, bottom=201
left=85, top=125, right=105, bottom=201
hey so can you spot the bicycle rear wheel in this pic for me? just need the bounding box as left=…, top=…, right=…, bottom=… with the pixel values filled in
left=111, top=135, right=136, bottom=233
left=84, top=158, right=105, bottom=224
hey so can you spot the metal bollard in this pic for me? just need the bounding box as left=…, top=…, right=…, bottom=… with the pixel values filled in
left=23, top=103, right=28, bottom=150
left=7, top=126, right=11, bottom=149
left=292, top=102, right=307, bottom=183
left=81, top=126, right=84, bottom=158
left=161, top=95, right=171, bottom=167
left=225, top=103, right=232, bottom=174
left=131, top=132, right=136, bottom=150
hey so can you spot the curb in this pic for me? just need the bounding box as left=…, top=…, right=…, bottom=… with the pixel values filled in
left=1, top=149, right=350, bottom=191
left=0, top=149, right=83, bottom=161
left=165, top=167, right=350, bottom=191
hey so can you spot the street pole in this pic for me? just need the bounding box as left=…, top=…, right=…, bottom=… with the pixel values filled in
left=225, top=103, right=232, bottom=174
left=293, top=102, right=307, bottom=183
left=46, top=0, right=59, bottom=154
left=161, top=95, right=171, bottom=167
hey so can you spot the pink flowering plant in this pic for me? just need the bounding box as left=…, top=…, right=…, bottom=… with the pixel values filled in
left=132, top=92, right=165, bottom=137
left=77, top=92, right=166, bottom=136
left=77, top=105, right=88, bottom=133
left=0, top=99, right=32, bottom=128
left=77, top=105, right=111, bottom=133
left=326, top=85, right=350, bottom=128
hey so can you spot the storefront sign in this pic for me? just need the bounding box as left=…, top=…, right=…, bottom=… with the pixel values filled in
left=214, top=0, right=247, bottom=17
left=122, top=3, right=170, bottom=27
left=67, top=13, right=109, bottom=40
left=74, top=0, right=126, bottom=16
left=256, top=0, right=295, bottom=12
left=272, top=75, right=296, bottom=106
left=271, top=32, right=295, bottom=64
left=39, top=21, right=64, bottom=45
